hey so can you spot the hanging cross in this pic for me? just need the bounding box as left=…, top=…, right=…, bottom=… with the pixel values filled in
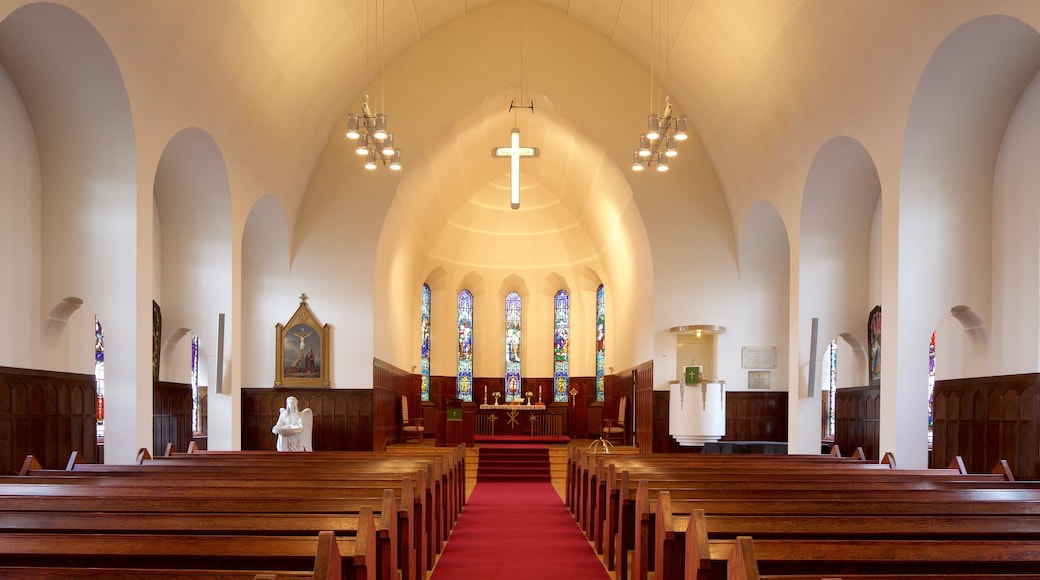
left=492, top=128, right=539, bottom=209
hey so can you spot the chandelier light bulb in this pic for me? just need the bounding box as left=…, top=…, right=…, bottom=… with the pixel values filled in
left=632, top=150, right=644, bottom=171
left=638, top=134, right=651, bottom=157
left=364, top=150, right=377, bottom=170
left=665, top=136, right=678, bottom=157
left=356, top=134, right=369, bottom=156
left=646, top=113, right=660, bottom=141
left=345, top=114, right=360, bottom=140
left=674, top=115, right=688, bottom=141
left=374, top=113, right=388, bottom=140
left=390, top=149, right=402, bottom=171
left=382, top=133, right=396, bottom=156
left=656, top=153, right=669, bottom=172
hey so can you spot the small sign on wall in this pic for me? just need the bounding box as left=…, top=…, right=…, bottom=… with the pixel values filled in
left=748, top=370, right=771, bottom=389
left=741, top=346, right=777, bottom=369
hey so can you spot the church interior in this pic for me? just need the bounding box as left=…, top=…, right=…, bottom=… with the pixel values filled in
left=6, top=1, right=1040, bottom=576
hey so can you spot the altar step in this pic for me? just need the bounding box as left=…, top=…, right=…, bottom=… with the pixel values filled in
left=476, top=444, right=551, bottom=482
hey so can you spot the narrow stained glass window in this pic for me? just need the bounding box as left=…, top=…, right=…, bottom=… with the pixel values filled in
left=95, top=317, right=105, bottom=439
left=595, top=284, right=606, bottom=402
left=191, top=332, right=200, bottom=434
left=553, top=290, right=570, bottom=403
left=421, top=284, right=431, bottom=402
left=505, top=291, right=522, bottom=402
left=457, top=290, right=474, bottom=402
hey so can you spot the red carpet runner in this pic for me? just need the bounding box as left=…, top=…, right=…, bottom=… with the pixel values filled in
left=430, top=481, right=610, bottom=579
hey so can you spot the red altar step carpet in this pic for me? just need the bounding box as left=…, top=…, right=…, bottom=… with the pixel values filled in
left=476, top=444, right=551, bottom=482
left=430, top=481, right=610, bottom=580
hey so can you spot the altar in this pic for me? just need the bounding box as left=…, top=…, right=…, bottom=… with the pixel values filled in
left=476, top=403, right=563, bottom=440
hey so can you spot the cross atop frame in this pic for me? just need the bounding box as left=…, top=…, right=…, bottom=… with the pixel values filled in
left=492, top=128, right=539, bottom=210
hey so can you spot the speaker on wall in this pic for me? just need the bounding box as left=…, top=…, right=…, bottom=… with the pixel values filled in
left=807, top=317, right=820, bottom=397
left=216, top=313, right=225, bottom=394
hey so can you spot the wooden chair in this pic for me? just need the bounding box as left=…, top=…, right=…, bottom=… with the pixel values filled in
left=602, top=396, right=626, bottom=444
left=401, top=395, right=424, bottom=444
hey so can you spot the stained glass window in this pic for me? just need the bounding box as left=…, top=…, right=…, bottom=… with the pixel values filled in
left=928, top=330, right=936, bottom=444
left=595, top=284, right=605, bottom=403
left=504, top=292, right=522, bottom=401
left=553, top=290, right=570, bottom=403
left=191, top=332, right=200, bottom=434
left=94, top=317, right=105, bottom=438
left=421, top=284, right=431, bottom=402
left=825, top=339, right=837, bottom=438
left=457, top=290, right=474, bottom=402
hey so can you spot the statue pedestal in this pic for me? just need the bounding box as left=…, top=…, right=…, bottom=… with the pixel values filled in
left=669, top=381, right=725, bottom=446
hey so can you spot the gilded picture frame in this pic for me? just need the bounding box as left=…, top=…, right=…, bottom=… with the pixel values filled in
left=275, top=295, right=331, bottom=387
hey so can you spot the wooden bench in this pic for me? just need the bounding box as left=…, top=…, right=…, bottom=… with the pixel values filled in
left=0, top=526, right=364, bottom=579
left=13, top=454, right=431, bottom=580
left=0, top=487, right=403, bottom=580
left=602, top=461, right=1022, bottom=579
left=141, top=449, right=459, bottom=564
left=590, top=457, right=1010, bottom=573
left=724, top=534, right=1040, bottom=580
left=596, top=461, right=1012, bottom=576
left=10, top=467, right=420, bottom=578
left=667, top=501, right=1040, bottom=580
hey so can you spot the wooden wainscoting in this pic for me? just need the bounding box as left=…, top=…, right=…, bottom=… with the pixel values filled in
left=725, top=391, right=789, bottom=442
left=932, top=373, right=1040, bottom=479
left=241, top=387, right=373, bottom=451
left=834, top=385, right=880, bottom=461
left=0, top=366, right=97, bottom=473
left=152, top=381, right=192, bottom=456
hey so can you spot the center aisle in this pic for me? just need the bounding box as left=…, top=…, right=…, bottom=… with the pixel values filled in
left=430, top=481, right=611, bottom=580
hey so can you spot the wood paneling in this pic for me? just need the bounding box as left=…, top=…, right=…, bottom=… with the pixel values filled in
left=724, top=391, right=788, bottom=443
left=372, top=359, right=415, bottom=451
left=835, top=385, right=880, bottom=461
left=0, top=366, right=97, bottom=473
left=932, top=373, right=1040, bottom=479
left=152, top=381, right=192, bottom=456
left=241, top=387, right=372, bottom=451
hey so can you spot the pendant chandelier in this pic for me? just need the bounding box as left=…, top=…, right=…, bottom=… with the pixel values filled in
left=345, top=0, right=401, bottom=171
left=632, top=0, right=687, bottom=172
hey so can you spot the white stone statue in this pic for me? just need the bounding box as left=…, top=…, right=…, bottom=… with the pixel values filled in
left=272, top=396, right=313, bottom=451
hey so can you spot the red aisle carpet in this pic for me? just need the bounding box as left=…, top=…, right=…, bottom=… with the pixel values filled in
left=430, top=481, right=610, bottom=580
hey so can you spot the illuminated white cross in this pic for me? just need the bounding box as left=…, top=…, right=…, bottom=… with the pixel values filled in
left=492, top=128, right=539, bottom=209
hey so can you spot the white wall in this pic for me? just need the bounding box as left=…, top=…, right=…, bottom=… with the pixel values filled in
left=0, top=62, right=41, bottom=369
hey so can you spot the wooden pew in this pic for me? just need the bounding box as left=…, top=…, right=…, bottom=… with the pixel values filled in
left=0, top=487, right=401, bottom=580
left=609, top=464, right=1026, bottom=579
left=575, top=450, right=893, bottom=542
left=670, top=502, right=1040, bottom=580
left=0, top=525, right=366, bottom=579
left=596, top=457, right=1016, bottom=577
left=724, top=534, right=1040, bottom=580
left=14, top=455, right=427, bottom=580
left=144, top=449, right=458, bottom=566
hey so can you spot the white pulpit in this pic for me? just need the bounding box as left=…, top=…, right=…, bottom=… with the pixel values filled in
left=669, top=380, right=726, bottom=446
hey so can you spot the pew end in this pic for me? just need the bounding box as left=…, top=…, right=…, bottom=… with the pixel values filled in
left=880, top=452, right=896, bottom=468
left=682, top=508, right=711, bottom=580
left=728, top=536, right=761, bottom=580
left=18, top=455, right=42, bottom=476
left=313, top=530, right=341, bottom=580
left=992, top=459, right=1015, bottom=481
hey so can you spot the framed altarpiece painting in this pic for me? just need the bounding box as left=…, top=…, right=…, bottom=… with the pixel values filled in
left=275, top=294, right=331, bottom=387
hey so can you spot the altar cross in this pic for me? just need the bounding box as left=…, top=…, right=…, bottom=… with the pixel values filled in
left=492, top=128, right=539, bottom=209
